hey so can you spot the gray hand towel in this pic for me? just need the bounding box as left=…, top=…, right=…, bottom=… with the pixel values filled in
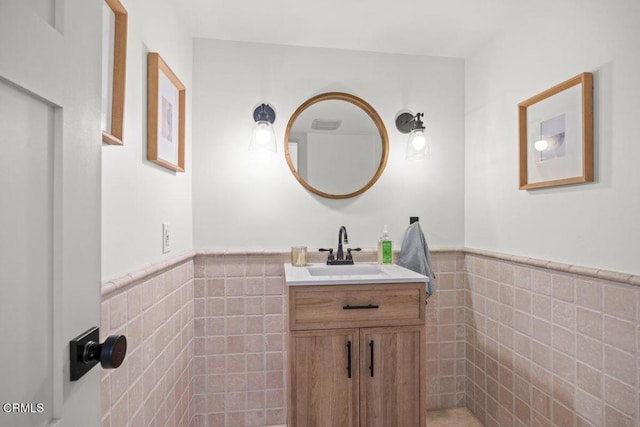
left=397, top=222, right=436, bottom=297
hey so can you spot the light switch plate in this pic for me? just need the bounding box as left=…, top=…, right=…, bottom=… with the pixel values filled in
left=162, top=222, right=171, bottom=253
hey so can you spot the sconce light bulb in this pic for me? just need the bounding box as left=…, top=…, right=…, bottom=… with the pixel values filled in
left=249, top=120, right=277, bottom=152
left=411, top=132, right=427, bottom=150
left=406, top=130, right=432, bottom=161
left=256, top=123, right=272, bottom=145
left=534, top=139, right=549, bottom=151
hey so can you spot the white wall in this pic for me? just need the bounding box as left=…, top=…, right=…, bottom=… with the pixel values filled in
left=192, top=40, right=465, bottom=252
left=465, top=0, right=640, bottom=275
left=101, top=0, right=193, bottom=279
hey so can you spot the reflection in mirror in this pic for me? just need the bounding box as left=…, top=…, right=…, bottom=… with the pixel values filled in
left=284, top=92, right=388, bottom=199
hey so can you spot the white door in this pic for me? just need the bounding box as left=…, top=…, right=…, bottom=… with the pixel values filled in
left=0, top=1, right=103, bottom=426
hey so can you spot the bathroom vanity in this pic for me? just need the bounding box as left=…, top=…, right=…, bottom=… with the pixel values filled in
left=284, top=263, right=428, bottom=427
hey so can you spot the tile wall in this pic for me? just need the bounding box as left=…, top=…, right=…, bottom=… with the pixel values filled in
left=191, top=250, right=466, bottom=425
left=191, top=252, right=288, bottom=427
left=99, top=248, right=639, bottom=427
left=423, top=251, right=468, bottom=409
left=101, top=255, right=195, bottom=427
left=464, top=251, right=639, bottom=427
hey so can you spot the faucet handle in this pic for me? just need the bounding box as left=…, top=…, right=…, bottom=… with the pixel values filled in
left=345, top=248, right=361, bottom=261
left=319, top=248, right=335, bottom=262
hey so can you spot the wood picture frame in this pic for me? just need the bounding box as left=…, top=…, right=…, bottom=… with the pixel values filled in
left=101, top=0, right=127, bottom=145
left=518, top=72, right=593, bottom=190
left=147, top=52, right=186, bottom=172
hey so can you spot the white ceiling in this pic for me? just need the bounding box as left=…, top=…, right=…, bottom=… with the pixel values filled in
left=172, top=0, right=547, bottom=58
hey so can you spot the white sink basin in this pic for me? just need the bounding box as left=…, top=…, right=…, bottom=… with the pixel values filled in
left=284, top=262, right=429, bottom=286
left=307, top=265, right=383, bottom=276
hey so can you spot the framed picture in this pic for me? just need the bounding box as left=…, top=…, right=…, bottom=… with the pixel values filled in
left=518, top=72, right=593, bottom=190
left=147, top=52, right=186, bottom=172
left=101, top=0, right=127, bottom=145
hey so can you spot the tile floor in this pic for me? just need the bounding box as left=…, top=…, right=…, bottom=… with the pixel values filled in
left=262, top=408, right=483, bottom=427
left=426, top=408, right=484, bottom=426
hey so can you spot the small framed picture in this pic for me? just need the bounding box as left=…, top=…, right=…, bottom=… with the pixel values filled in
left=147, top=52, right=185, bottom=172
left=518, top=72, right=593, bottom=190
left=101, top=0, right=127, bottom=145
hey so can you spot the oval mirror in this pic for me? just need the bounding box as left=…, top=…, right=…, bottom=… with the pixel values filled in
left=284, top=92, right=389, bottom=199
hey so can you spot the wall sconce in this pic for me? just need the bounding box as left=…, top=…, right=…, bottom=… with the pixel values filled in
left=249, top=103, right=277, bottom=152
left=396, top=112, right=432, bottom=161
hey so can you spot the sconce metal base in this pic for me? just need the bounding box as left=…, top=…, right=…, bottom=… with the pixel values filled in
left=395, top=112, right=416, bottom=134
left=253, top=104, right=276, bottom=124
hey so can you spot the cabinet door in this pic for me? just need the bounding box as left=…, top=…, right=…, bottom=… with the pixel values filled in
left=360, top=326, right=426, bottom=427
left=289, top=329, right=359, bottom=427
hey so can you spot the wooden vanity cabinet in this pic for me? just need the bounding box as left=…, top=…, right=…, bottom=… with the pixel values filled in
left=288, top=328, right=359, bottom=426
left=288, top=283, right=426, bottom=427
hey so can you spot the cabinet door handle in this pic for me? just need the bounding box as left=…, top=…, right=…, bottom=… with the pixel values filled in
left=346, top=340, right=352, bottom=378
left=369, top=340, right=374, bottom=377
left=342, top=304, right=379, bottom=310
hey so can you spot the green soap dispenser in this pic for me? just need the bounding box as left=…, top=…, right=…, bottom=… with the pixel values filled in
left=377, top=225, right=393, bottom=265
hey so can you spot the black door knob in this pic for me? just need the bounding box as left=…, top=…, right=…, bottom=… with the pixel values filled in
left=70, top=327, right=127, bottom=381
left=83, top=334, right=127, bottom=369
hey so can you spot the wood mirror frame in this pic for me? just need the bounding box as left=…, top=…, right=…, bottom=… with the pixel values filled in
left=284, top=92, right=389, bottom=199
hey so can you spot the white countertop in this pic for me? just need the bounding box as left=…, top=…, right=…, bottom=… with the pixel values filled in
left=284, top=262, right=429, bottom=286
